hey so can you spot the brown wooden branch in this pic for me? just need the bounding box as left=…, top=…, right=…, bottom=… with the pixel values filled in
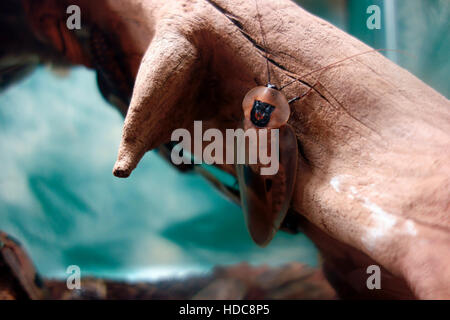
left=0, top=231, right=336, bottom=300
left=20, top=0, right=450, bottom=299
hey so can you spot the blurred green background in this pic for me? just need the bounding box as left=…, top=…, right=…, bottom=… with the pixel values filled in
left=0, top=0, right=448, bottom=280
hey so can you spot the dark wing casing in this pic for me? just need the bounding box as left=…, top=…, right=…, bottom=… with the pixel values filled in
left=236, top=124, right=298, bottom=246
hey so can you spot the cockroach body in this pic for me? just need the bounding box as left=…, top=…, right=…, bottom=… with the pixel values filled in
left=237, top=81, right=299, bottom=246
left=237, top=19, right=299, bottom=245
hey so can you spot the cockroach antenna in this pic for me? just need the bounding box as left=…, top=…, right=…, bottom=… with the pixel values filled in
left=236, top=0, right=299, bottom=247
left=254, top=0, right=273, bottom=88
left=279, top=48, right=409, bottom=91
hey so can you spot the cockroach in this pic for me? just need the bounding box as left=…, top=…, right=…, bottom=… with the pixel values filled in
left=235, top=0, right=299, bottom=247
left=235, top=0, right=399, bottom=246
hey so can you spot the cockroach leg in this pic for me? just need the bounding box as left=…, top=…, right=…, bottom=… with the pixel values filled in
left=287, top=78, right=320, bottom=105
left=288, top=96, right=300, bottom=104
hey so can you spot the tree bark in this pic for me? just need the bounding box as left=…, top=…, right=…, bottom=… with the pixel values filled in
left=22, top=0, right=450, bottom=299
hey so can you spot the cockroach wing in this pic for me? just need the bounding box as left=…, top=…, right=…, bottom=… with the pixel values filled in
left=235, top=124, right=298, bottom=246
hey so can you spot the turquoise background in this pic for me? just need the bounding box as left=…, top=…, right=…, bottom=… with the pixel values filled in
left=0, top=0, right=448, bottom=280
left=0, top=69, right=317, bottom=280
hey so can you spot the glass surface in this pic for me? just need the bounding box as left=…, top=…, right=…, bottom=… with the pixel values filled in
left=0, top=68, right=317, bottom=280
left=0, top=0, right=448, bottom=280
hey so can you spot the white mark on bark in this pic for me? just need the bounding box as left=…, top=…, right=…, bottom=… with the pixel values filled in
left=404, top=220, right=418, bottom=236
left=361, top=197, right=397, bottom=252
left=330, top=176, right=341, bottom=192
left=329, top=175, right=418, bottom=252
left=330, top=174, right=352, bottom=193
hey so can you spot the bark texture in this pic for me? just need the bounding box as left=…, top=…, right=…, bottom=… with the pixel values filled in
left=19, top=0, right=450, bottom=299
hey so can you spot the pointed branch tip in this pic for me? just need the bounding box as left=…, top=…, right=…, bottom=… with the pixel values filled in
left=113, top=164, right=132, bottom=178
